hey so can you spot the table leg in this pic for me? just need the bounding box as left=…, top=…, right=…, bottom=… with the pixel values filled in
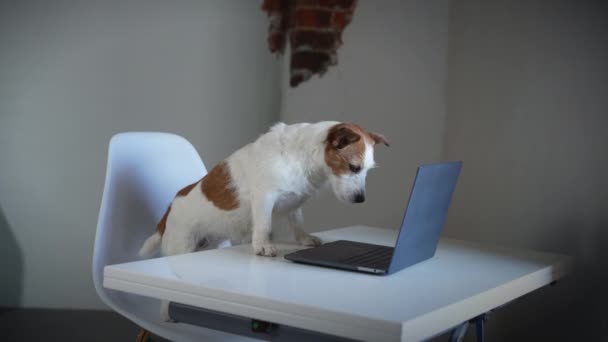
left=449, top=313, right=487, bottom=342
left=449, top=321, right=469, bottom=342
left=475, top=314, right=486, bottom=342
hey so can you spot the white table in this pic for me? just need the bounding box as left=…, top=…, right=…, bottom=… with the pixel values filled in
left=104, top=226, right=571, bottom=342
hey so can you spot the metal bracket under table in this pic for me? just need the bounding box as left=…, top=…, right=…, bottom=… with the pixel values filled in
left=168, top=302, right=358, bottom=342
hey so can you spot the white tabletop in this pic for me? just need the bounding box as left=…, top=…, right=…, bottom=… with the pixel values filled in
left=104, top=226, right=571, bottom=342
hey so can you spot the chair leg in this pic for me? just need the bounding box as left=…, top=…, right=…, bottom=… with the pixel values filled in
left=136, top=328, right=151, bottom=342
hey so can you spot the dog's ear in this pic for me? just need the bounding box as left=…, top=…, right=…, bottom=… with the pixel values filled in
left=369, top=132, right=390, bottom=147
left=328, top=126, right=361, bottom=149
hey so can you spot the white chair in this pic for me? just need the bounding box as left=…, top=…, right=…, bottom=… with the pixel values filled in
left=92, top=132, right=250, bottom=342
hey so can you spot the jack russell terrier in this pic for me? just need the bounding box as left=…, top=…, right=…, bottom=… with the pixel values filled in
left=139, top=121, right=389, bottom=258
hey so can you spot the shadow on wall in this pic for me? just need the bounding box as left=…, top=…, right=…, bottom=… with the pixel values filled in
left=429, top=217, right=608, bottom=342
left=0, top=205, right=24, bottom=308
left=439, top=216, right=608, bottom=342
left=492, top=217, right=608, bottom=342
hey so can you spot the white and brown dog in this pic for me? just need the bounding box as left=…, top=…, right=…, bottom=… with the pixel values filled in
left=139, top=121, right=388, bottom=258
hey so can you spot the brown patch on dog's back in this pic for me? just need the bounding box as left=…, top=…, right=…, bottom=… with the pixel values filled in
left=156, top=180, right=199, bottom=235
left=156, top=163, right=238, bottom=235
left=156, top=206, right=171, bottom=235
left=325, top=123, right=367, bottom=176
left=201, top=161, right=239, bottom=210
left=176, top=182, right=197, bottom=197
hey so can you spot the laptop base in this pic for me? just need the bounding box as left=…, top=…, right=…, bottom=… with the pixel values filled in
left=284, top=240, right=393, bottom=275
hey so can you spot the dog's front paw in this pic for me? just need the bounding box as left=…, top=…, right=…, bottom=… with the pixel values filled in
left=297, top=234, right=322, bottom=247
left=253, top=243, right=278, bottom=257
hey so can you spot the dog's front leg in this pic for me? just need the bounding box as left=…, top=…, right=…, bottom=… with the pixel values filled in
left=251, top=194, right=278, bottom=257
left=288, top=208, right=322, bottom=247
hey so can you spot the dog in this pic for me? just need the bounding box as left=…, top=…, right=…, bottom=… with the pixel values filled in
left=139, top=121, right=389, bottom=258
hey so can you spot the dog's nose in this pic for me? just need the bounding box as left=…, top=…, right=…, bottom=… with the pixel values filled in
left=353, top=192, right=365, bottom=203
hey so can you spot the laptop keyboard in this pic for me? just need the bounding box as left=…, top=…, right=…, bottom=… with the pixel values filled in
left=340, top=246, right=394, bottom=269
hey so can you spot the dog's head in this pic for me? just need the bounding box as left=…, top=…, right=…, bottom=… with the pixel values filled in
left=324, top=123, right=389, bottom=203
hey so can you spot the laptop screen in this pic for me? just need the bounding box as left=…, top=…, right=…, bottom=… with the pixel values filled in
left=388, top=161, right=462, bottom=274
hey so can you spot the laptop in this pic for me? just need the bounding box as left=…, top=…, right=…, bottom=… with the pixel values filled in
left=284, top=161, right=462, bottom=275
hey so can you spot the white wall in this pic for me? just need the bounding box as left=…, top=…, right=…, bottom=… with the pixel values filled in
left=280, top=0, right=450, bottom=232
left=0, top=0, right=280, bottom=309
left=443, top=0, right=608, bottom=340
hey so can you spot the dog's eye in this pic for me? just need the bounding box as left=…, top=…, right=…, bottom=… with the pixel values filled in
left=349, top=164, right=362, bottom=173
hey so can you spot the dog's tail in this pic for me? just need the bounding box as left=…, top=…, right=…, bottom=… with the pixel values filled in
left=139, top=232, right=162, bottom=257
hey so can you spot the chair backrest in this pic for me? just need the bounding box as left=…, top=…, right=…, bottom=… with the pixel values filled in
left=92, top=132, right=207, bottom=310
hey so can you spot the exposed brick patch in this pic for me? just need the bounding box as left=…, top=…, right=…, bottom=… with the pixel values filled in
left=262, top=0, right=357, bottom=87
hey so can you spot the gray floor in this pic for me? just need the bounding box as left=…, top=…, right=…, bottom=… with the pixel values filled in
left=0, top=308, right=141, bottom=342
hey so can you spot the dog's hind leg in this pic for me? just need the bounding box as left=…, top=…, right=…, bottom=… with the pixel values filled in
left=158, top=225, right=201, bottom=322
left=288, top=208, right=322, bottom=247
left=161, top=223, right=202, bottom=256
